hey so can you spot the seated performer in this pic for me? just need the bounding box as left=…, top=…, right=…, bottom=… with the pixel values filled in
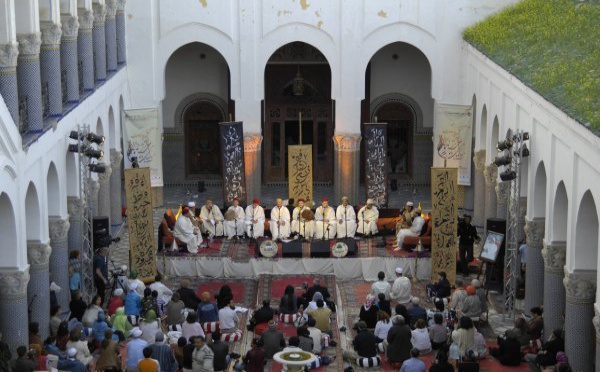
left=336, top=196, right=357, bottom=238
left=397, top=201, right=415, bottom=229
left=187, top=201, right=200, bottom=227
left=224, top=198, right=245, bottom=239
left=173, top=206, right=204, bottom=253
left=315, top=198, right=336, bottom=240
left=246, top=198, right=265, bottom=238
left=395, top=208, right=426, bottom=250
left=357, top=199, right=379, bottom=236
left=292, top=199, right=315, bottom=239
left=270, top=198, right=291, bottom=240
left=199, top=199, right=224, bottom=240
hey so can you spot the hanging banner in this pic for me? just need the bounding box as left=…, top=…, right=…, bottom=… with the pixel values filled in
left=288, top=145, right=313, bottom=204
left=431, top=167, right=459, bottom=284
left=124, top=167, right=156, bottom=282
left=122, top=108, right=164, bottom=187
left=433, top=103, right=473, bottom=185
left=364, top=123, right=389, bottom=207
left=219, top=122, right=247, bottom=206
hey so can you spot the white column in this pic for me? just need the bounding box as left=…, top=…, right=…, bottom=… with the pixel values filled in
left=27, top=240, right=52, bottom=340
left=109, top=149, right=123, bottom=230
left=97, top=163, right=113, bottom=220
left=472, top=150, right=486, bottom=227
left=0, top=268, right=30, bottom=355
left=483, top=164, right=498, bottom=230
left=495, top=181, right=509, bottom=219
left=333, top=134, right=362, bottom=205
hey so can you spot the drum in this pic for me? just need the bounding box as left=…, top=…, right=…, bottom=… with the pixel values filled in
left=224, top=209, right=237, bottom=221
left=301, top=209, right=315, bottom=221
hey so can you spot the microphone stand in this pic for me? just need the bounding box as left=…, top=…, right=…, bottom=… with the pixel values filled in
left=276, top=207, right=281, bottom=241
left=344, top=206, right=348, bottom=239
left=362, top=210, right=366, bottom=238
left=321, top=207, right=326, bottom=241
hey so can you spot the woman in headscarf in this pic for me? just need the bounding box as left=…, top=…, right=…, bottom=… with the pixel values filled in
left=111, top=306, right=132, bottom=338
left=216, top=284, right=234, bottom=309
left=140, top=309, right=161, bottom=344
left=65, top=328, right=93, bottom=366
left=359, top=294, right=378, bottom=329
left=279, top=285, right=299, bottom=314
left=92, top=312, right=110, bottom=348
left=303, top=292, right=328, bottom=314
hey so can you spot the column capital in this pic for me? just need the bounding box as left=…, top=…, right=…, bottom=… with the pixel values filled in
left=41, top=21, right=63, bottom=47
left=93, top=3, right=106, bottom=25
left=563, top=268, right=596, bottom=304
left=61, top=15, right=80, bottom=40
left=67, top=197, right=86, bottom=220
left=0, top=268, right=30, bottom=299
left=495, top=181, right=510, bottom=206
left=333, top=133, right=362, bottom=152
left=110, top=149, right=123, bottom=167
left=78, top=8, right=94, bottom=29
left=243, top=133, right=263, bottom=153
left=0, top=43, right=19, bottom=68
left=484, top=164, right=498, bottom=188
left=17, top=33, right=42, bottom=56
left=525, top=217, right=545, bottom=250
left=49, top=216, right=71, bottom=245
left=97, top=163, right=113, bottom=183
left=473, top=149, right=486, bottom=173
left=105, top=0, right=118, bottom=19
left=117, top=0, right=127, bottom=11
left=27, top=240, right=52, bottom=269
left=542, top=240, right=566, bottom=274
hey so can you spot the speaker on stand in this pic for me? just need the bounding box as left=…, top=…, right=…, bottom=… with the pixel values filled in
left=93, top=216, right=111, bottom=250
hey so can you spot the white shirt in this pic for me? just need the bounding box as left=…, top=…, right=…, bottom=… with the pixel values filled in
left=390, top=276, right=412, bottom=303
left=371, top=280, right=392, bottom=300
left=374, top=320, right=392, bottom=340
left=218, top=306, right=239, bottom=330
left=228, top=205, right=245, bottom=220
left=336, top=204, right=356, bottom=221
left=411, top=327, right=432, bottom=352
left=149, top=281, right=173, bottom=304
left=307, top=326, right=323, bottom=353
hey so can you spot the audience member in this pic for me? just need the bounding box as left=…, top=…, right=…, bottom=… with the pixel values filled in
left=177, top=279, right=201, bottom=309
left=279, top=285, right=299, bottom=314
left=112, top=306, right=133, bottom=338
left=95, top=329, right=121, bottom=372
left=28, top=322, right=43, bottom=355
left=371, top=271, right=391, bottom=300
left=429, top=313, right=448, bottom=350
left=107, top=288, right=125, bottom=316
left=251, top=300, right=275, bottom=328
left=140, top=310, right=162, bottom=345
left=387, top=315, right=413, bottom=365
left=174, top=337, right=187, bottom=370
left=304, top=278, right=331, bottom=307
left=342, top=321, right=377, bottom=363
left=306, top=317, right=324, bottom=354
left=426, top=271, right=451, bottom=299
left=10, top=346, right=35, bottom=372
left=138, top=347, right=160, bottom=372
left=218, top=300, right=240, bottom=333
left=82, top=295, right=103, bottom=328
left=68, top=290, right=87, bottom=321
left=91, top=312, right=110, bottom=346
left=399, top=348, right=426, bottom=372
left=458, top=285, right=482, bottom=319
left=307, top=299, right=332, bottom=333
left=297, top=327, right=314, bottom=352
left=50, top=305, right=62, bottom=338
left=490, top=329, right=521, bottom=366
left=241, top=338, right=266, bottom=372
left=125, top=283, right=142, bottom=318
left=149, top=331, right=177, bottom=372
left=524, top=328, right=564, bottom=369
left=449, top=317, right=476, bottom=362
left=129, top=270, right=146, bottom=296
left=65, top=328, right=92, bottom=366
left=260, top=320, right=285, bottom=359
left=141, top=287, right=158, bottom=318
left=209, top=330, right=230, bottom=372
left=216, top=285, right=234, bottom=310
left=181, top=336, right=196, bottom=372
left=503, top=318, right=530, bottom=348
left=428, top=349, right=454, bottom=372
left=471, top=279, right=487, bottom=315
left=375, top=292, right=391, bottom=316
left=407, top=297, right=427, bottom=328
left=197, top=292, right=219, bottom=324
left=126, top=328, right=148, bottom=371
left=359, top=294, right=378, bottom=329
left=390, top=267, right=412, bottom=305
left=166, top=292, right=186, bottom=326
left=449, top=278, right=467, bottom=311
left=192, top=336, right=214, bottom=371
left=427, top=299, right=448, bottom=328
left=374, top=310, right=392, bottom=343
left=410, top=319, right=431, bottom=354
left=149, top=273, right=174, bottom=304
left=527, top=307, right=544, bottom=340
left=555, top=351, right=572, bottom=372
left=181, top=311, right=206, bottom=341
left=57, top=347, right=86, bottom=372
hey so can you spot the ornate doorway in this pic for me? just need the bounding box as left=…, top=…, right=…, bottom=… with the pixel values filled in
left=264, top=42, right=333, bottom=184
left=184, top=101, right=224, bottom=178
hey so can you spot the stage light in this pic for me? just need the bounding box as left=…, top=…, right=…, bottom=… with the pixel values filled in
left=86, top=133, right=105, bottom=145
left=84, top=148, right=104, bottom=160
left=521, top=144, right=530, bottom=157
left=497, top=138, right=513, bottom=151
left=68, top=144, right=80, bottom=153
left=69, top=131, right=84, bottom=140
left=522, top=132, right=530, bottom=141
left=494, top=155, right=512, bottom=167
left=89, top=164, right=106, bottom=173
left=500, top=168, right=517, bottom=181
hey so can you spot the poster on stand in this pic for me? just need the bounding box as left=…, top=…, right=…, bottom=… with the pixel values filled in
left=433, top=103, right=473, bottom=185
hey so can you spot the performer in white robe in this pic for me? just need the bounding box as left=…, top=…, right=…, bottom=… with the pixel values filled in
left=291, top=199, right=315, bottom=239
left=186, top=201, right=200, bottom=227
left=270, top=198, right=291, bottom=240
left=356, top=199, right=379, bottom=236
left=314, top=198, right=336, bottom=240
left=336, top=196, right=357, bottom=238
left=395, top=212, right=426, bottom=250
left=245, top=198, right=265, bottom=238
left=173, top=207, right=204, bottom=253
left=224, top=198, right=246, bottom=239
left=199, top=199, right=224, bottom=239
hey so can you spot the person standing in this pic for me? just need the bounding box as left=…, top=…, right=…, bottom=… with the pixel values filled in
left=270, top=198, right=291, bottom=240
left=315, top=198, right=337, bottom=239
left=93, top=247, right=110, bottom=305
left=199, top=199, right=224, bottom=241
left=357, top=199, right=379, bottom=236
left=224, top=198, right=246, bottom=239
left=336, top=196, right=357, bottom=238
left=457, top=214, right=480, bottom=276
left=245, top=198, right=265, bottom=238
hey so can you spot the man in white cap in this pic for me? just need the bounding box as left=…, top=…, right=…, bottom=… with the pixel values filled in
left=126, top=328, right=148, bottom=371
left=173, top=206, right=205, bottom=253
left=224, top=197, right=246, bottom=239
left=356, top=199, right=379, bottom=236
left=187, top=201, right=200, bottom=227
left=270, top=198, right=291, bottom=240
left=398, top=201, right=415, bottom=229
left=336, top=196, right=357, bottom=238
left=199, top=198, right=224, bottom=241
left=390, top=267, right=412, bottom=305
left=395, top=206, right=426, bottom=251
left=315, top=197, right=337, bottom=239
left=57, top=347, right=86, bottom=372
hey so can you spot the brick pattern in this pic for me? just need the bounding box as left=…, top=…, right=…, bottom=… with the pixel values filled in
left=0, top=67, right=19, bottom=123
left=0, top=296, right=28, bottom=354
left=61, top=40, right=80, bottom=103
left=28, top=264, right=51, bottom=340
left=78, top=30, right=95, bottom=91
left=116, top=12, right=126, bottom=64
left=105, top=18, right=118, bottom=72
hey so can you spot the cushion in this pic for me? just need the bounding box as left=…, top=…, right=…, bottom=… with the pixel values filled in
left=357, top=356, right=381, bottom=367
left=279, top=312, right=302, bottom=324
left=202, top=322, right=220, bottom=333
left=221, top=330, right=243, bottom=342
left=165, top=209, right=175, bottom=227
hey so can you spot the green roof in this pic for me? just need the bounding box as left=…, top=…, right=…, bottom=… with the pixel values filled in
left=463, top=0, right=600, bottom=132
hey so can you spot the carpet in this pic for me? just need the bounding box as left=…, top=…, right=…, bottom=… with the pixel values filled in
left=161, top=236, right=231, bottom=258
left=164, top=276, right=257, bottom=309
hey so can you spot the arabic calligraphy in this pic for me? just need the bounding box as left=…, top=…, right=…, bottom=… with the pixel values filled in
left=124, top=168, right=156, bottom=281
left=365, top=125, right=388, bottom=207
left=431, top=168, right=458, bottom=284
left=288, top=145, right=313, bottom=203
left=220, top=123, right=247, bottom=205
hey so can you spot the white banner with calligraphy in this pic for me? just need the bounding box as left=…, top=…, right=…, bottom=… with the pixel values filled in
left=431, top=167, right=458, bottom=284
left=288, top=145, right=313, bottom=204
left=124, top=168, right=157, bottom=282
left=433, top=103, right=473, bottom=186
left=122, top=108, right=164, bottom=187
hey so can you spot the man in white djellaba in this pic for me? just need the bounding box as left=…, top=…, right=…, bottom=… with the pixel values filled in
left=245, top=198, right=265, bottom=238
left=356, top=199, right=379, bottom=236
left=224, top=197, right=245, bottom=239
left=314, top=198, right=336, bottom=240
left=173, top=206, right=204, bottom=253
left=199, top=199, right=224, bottom=241
left=291, top=199, right=314, bottom=239
left=270, top=198, right=291, bottom=240
left=395, top=208, right=426, bottom=251
left=336, top=196, right=357, bottom=238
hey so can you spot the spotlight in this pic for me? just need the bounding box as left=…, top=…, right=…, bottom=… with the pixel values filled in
left=86, top=133, right=105, bottom=145
left=69, top=131, right=84, bottom=140
left=84, top=148, right=104, bottom=160
left=89, top=164, right=106, bottom=173
left=68, top=144, right=80, bottom=153
left=522, top=132, right=530, bottom=141
left=497, top=138, right=513, bottom=151
left=494, top=155, right=512, bottom=167
left=500, top=168, right=517, bottom=181
left=521, top=144, right=530, bottom=157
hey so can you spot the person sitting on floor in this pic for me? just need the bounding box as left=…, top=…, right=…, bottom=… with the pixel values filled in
left=375, top=292, right=392, bottom=316
left=428, top=313, right=448, bottom=350
left=306, top=317, right=324, bottom=355
left=523, top=328, right=564, bottom=370
left=177, top=278, right=201, bottom=310
left=297, top=327, right=314, bottom=353
left=371, top=271, right=392, bottom=300
left=342, top=321, right=377, bottom=364
left=490, top=328, right=522, bottom=366
left=260, top=320, right=285, bottom=359
left=426, top=271, right=452, bottom=300
left=197, top=291, right=219, bottom=324
left=428, top=349, right=454, bottom=372
left=410, top=319, right=431, bottom=354
left=387, top=315, right=413, bottom=365
left=408, top=297, right=428, bottom=328
left=374, top=310, right=393, bottom=344
left=449, top=278, right=467, bottom=312
left=527, top=306, right=544, bottom=341
left=448, top=317, right=476, bottom=364
left=399, top=348, right=426, bottom=372
left=427, top=299, right=448, bottom=328
left=359, top=294, right=378, bottom=329
left=279, top=285, right=299, bottom=315
left=457, top=285, right=482, bottom=319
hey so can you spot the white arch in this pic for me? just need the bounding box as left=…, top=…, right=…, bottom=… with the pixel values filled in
left=574, top=191, right=599, bottom=271
left=490, top=116, right=499, bottom=163
left=479, top=105, right=488, bottom=151
left=47, top=162, right=60, bottom=216
left=532, top=162, right=547, bottom=218
left=65, top=152, right=78, bottom=197
left=108, top=106, right=116, bottom=149
left=0, top=193, right=18, bottom=267
left=359, top=22, right=439, bottom=100
left=552, top=181, right=568, bottom=242
left=156, top=23, right=238, bottom=101
left=25, top=182, right=41, bottom=240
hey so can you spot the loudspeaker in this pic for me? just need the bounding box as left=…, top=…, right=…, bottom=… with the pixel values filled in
left=485, top=218, right=506, bottom=290
left=93, top=216, right=110, bottom=236
left=337, top=238, right=357, bottom=257
left=310, top=240, right=330, bottom=258
left=282, top=241, right=302, bottom=258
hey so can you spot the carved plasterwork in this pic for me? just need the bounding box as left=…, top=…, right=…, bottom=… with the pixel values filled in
left=41, top=22, right=63, bottom=46
left=92, top=3, right=106, bottom=25
left=49, top=216, right=71, bottom=244
left=473, top=150, right=486, bottom=173
left=0, top=43, right=19, bottom=68
left=78, top=8, right=94, bottom=29
left=98, top=163, right=113, bottom=183
left=495, top=181, right=510, bottom=205
left=110, top=149, right=123, bottom=168
left=27, top=241, right=52, bottom=267
left=0, top=268, right=30, bottom=299
left=524, top=218, right=545, bottom=249
left=542, top=241, right=566, bottom=274
left=61, top=15, right=80, bottom=40
left=563, top=268, right=596, bottom=304
left=67, top=197, right=86, bottom=219
left=484, top=164, right=498, bottom=188
left=333, top=133, right=362, bottom=152
left=17, top=33, right=42, bottom=56
left=105, top=0, right=118, bottom=18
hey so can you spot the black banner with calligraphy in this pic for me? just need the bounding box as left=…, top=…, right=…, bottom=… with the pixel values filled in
left=124, top=168, right=156, bottom=282
left=219, top=122, right=247, bottom=206
left=431, top=167, right=458, bottom=284
left=364, top=123, right=389, bottom=207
